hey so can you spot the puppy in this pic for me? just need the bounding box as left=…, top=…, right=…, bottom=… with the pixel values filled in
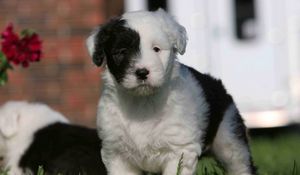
left=87, top=9, right=256, bottom=175
left=0, top=101, right=106, bottom=175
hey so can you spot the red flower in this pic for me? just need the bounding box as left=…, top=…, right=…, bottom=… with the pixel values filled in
left=1, top=24, right=42, bottom=67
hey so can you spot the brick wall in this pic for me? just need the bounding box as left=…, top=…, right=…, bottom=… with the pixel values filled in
left=0, top=0, right=124, bottom=127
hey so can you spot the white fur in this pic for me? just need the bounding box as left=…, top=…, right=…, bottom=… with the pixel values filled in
left=0, top=101, right=68, bottom=175
left=86, top=9, right=188, bottom=97
left=212, top=105, right=252, bottom=175
left=119, top=10, right=187, bottom=96
left=86, top=27, right=99, bottom=58
left=90, top=10, right=253, bottom=175
left=92, top=10, right=206, bottom=175
left=98, top=63, right=208, bottom=175
left=122, top=9, right=187, bottom=55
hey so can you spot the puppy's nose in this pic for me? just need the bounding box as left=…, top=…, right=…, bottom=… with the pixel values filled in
left=135, top=68, right=149, bottom=80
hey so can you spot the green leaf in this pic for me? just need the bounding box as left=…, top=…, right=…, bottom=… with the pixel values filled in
left=292, top=160, right=298, bottom=175
left=37, top=166, right=45, bottom=175
left=21, top=29, right=35, bottom=37
left=0, top=52, right=10, bottom=86
left=176, top=153, right=184, bottom=175
left=0, top=71, right=8, bottom=86
left=0, top=52, right=12, bottom=69
left=0, top=52, right=6, bottom=63
left=0, top=167, right=10, bottom=175
left=0, top=52, right=8, bottom=69
left=0, top=52, right=4, bottom=58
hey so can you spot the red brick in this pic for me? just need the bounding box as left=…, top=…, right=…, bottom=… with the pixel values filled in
left=0, top=0, right=107, bottom=126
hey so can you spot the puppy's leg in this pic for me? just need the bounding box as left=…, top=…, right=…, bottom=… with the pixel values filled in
left=212, top=104, right=256, bottom=175
left=104, top=155, right=142, bottom=175
left=163, top=151, right=198, bottom=175
left=101, top=146, right=142, bottom=175
left=6, top=167, right=24, bottom=175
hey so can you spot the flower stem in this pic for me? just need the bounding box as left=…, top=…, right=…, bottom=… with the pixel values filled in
left=0, top=52, right=12, bottom=86
left=0, top=61, right=10, bottom=75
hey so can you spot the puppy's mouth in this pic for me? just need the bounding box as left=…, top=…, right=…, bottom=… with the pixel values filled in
left=126, top=84, right=158, bottom=96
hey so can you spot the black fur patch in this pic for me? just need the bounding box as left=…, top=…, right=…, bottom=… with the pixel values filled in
left=94, top=18, right=140, bottom=83
left=19, top=123, right=106, bottom=175
left=184, top=65, right=233, bottom=148
left=186, top=65, right=257, bottom=174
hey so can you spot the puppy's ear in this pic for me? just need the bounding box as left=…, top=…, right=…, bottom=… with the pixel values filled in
left=155, top=8, right=188, bottom=55
left=0, top=113, right=20, bottom=138
left=86, top=27, right=107, bottom=67
left=86, top=18, right=124, bottom=67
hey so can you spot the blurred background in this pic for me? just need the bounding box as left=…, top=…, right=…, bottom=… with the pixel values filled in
left=125, top=0, right=300, bottom=129
left=0, top=0, right=299, bottom=174
left=0, top=0, right=123, bottom=127
left=1, top=0, right=300, bottom=128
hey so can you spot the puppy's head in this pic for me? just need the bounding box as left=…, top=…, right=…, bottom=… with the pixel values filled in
left=86, top=9, right=187, bottom=96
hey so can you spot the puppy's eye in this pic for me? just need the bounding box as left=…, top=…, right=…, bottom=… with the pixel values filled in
left=115, top=48, right=127, bottom=55
left=153, top=46, right=160, bottom=53
left=112, top=49, right=127, bottom=66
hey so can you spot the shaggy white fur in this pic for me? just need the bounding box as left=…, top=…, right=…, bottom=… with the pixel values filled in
left=98, top=63, right=208, bottom=175
left=0, top=101, right=68, bottom=175
left=87, top=9, right=255, bottom=175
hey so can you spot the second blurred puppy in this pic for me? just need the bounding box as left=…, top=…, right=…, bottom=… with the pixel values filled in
left=0, top=101, right=106, bottom=175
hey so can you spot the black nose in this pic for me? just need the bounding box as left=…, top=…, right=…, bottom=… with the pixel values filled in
left=135, top=68, right=149, bottom=80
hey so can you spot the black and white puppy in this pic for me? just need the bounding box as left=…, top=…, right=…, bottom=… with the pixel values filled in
left=0, top=101, right=106, bottom=175
left=86, top=9, right=256, bottom=175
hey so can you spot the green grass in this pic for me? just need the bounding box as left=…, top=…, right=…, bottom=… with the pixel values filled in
left=250, top=134, right=299, bottom=175
left=0, top=166, right=46, bottom=175
left=195, top=133, right=300, bottom=175
left=0, top=168, right=8, bottom=175
left=197, top=157, right=226, bottom=175
left=36, top=166, right=45, bottom=175
left=176, top=153, right=184, bottom=175
left=1, top=133, right=299, bottom=175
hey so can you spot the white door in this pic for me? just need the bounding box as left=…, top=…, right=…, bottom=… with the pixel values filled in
left=124, top=0, right=300, bottom=127
left=207, top=0, right=291, bottom=113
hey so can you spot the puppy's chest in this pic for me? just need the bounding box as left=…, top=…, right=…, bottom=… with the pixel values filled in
left=115, top=118, right=179, bottom=171
left=101, top=94, right=204, bottom=153
left=118, top=117, right=170, bottom=153
left=113, top=112, right=198, bottom=153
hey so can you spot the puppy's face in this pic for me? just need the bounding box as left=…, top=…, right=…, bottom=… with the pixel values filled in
left=87, top=9, right=187, bottom=96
